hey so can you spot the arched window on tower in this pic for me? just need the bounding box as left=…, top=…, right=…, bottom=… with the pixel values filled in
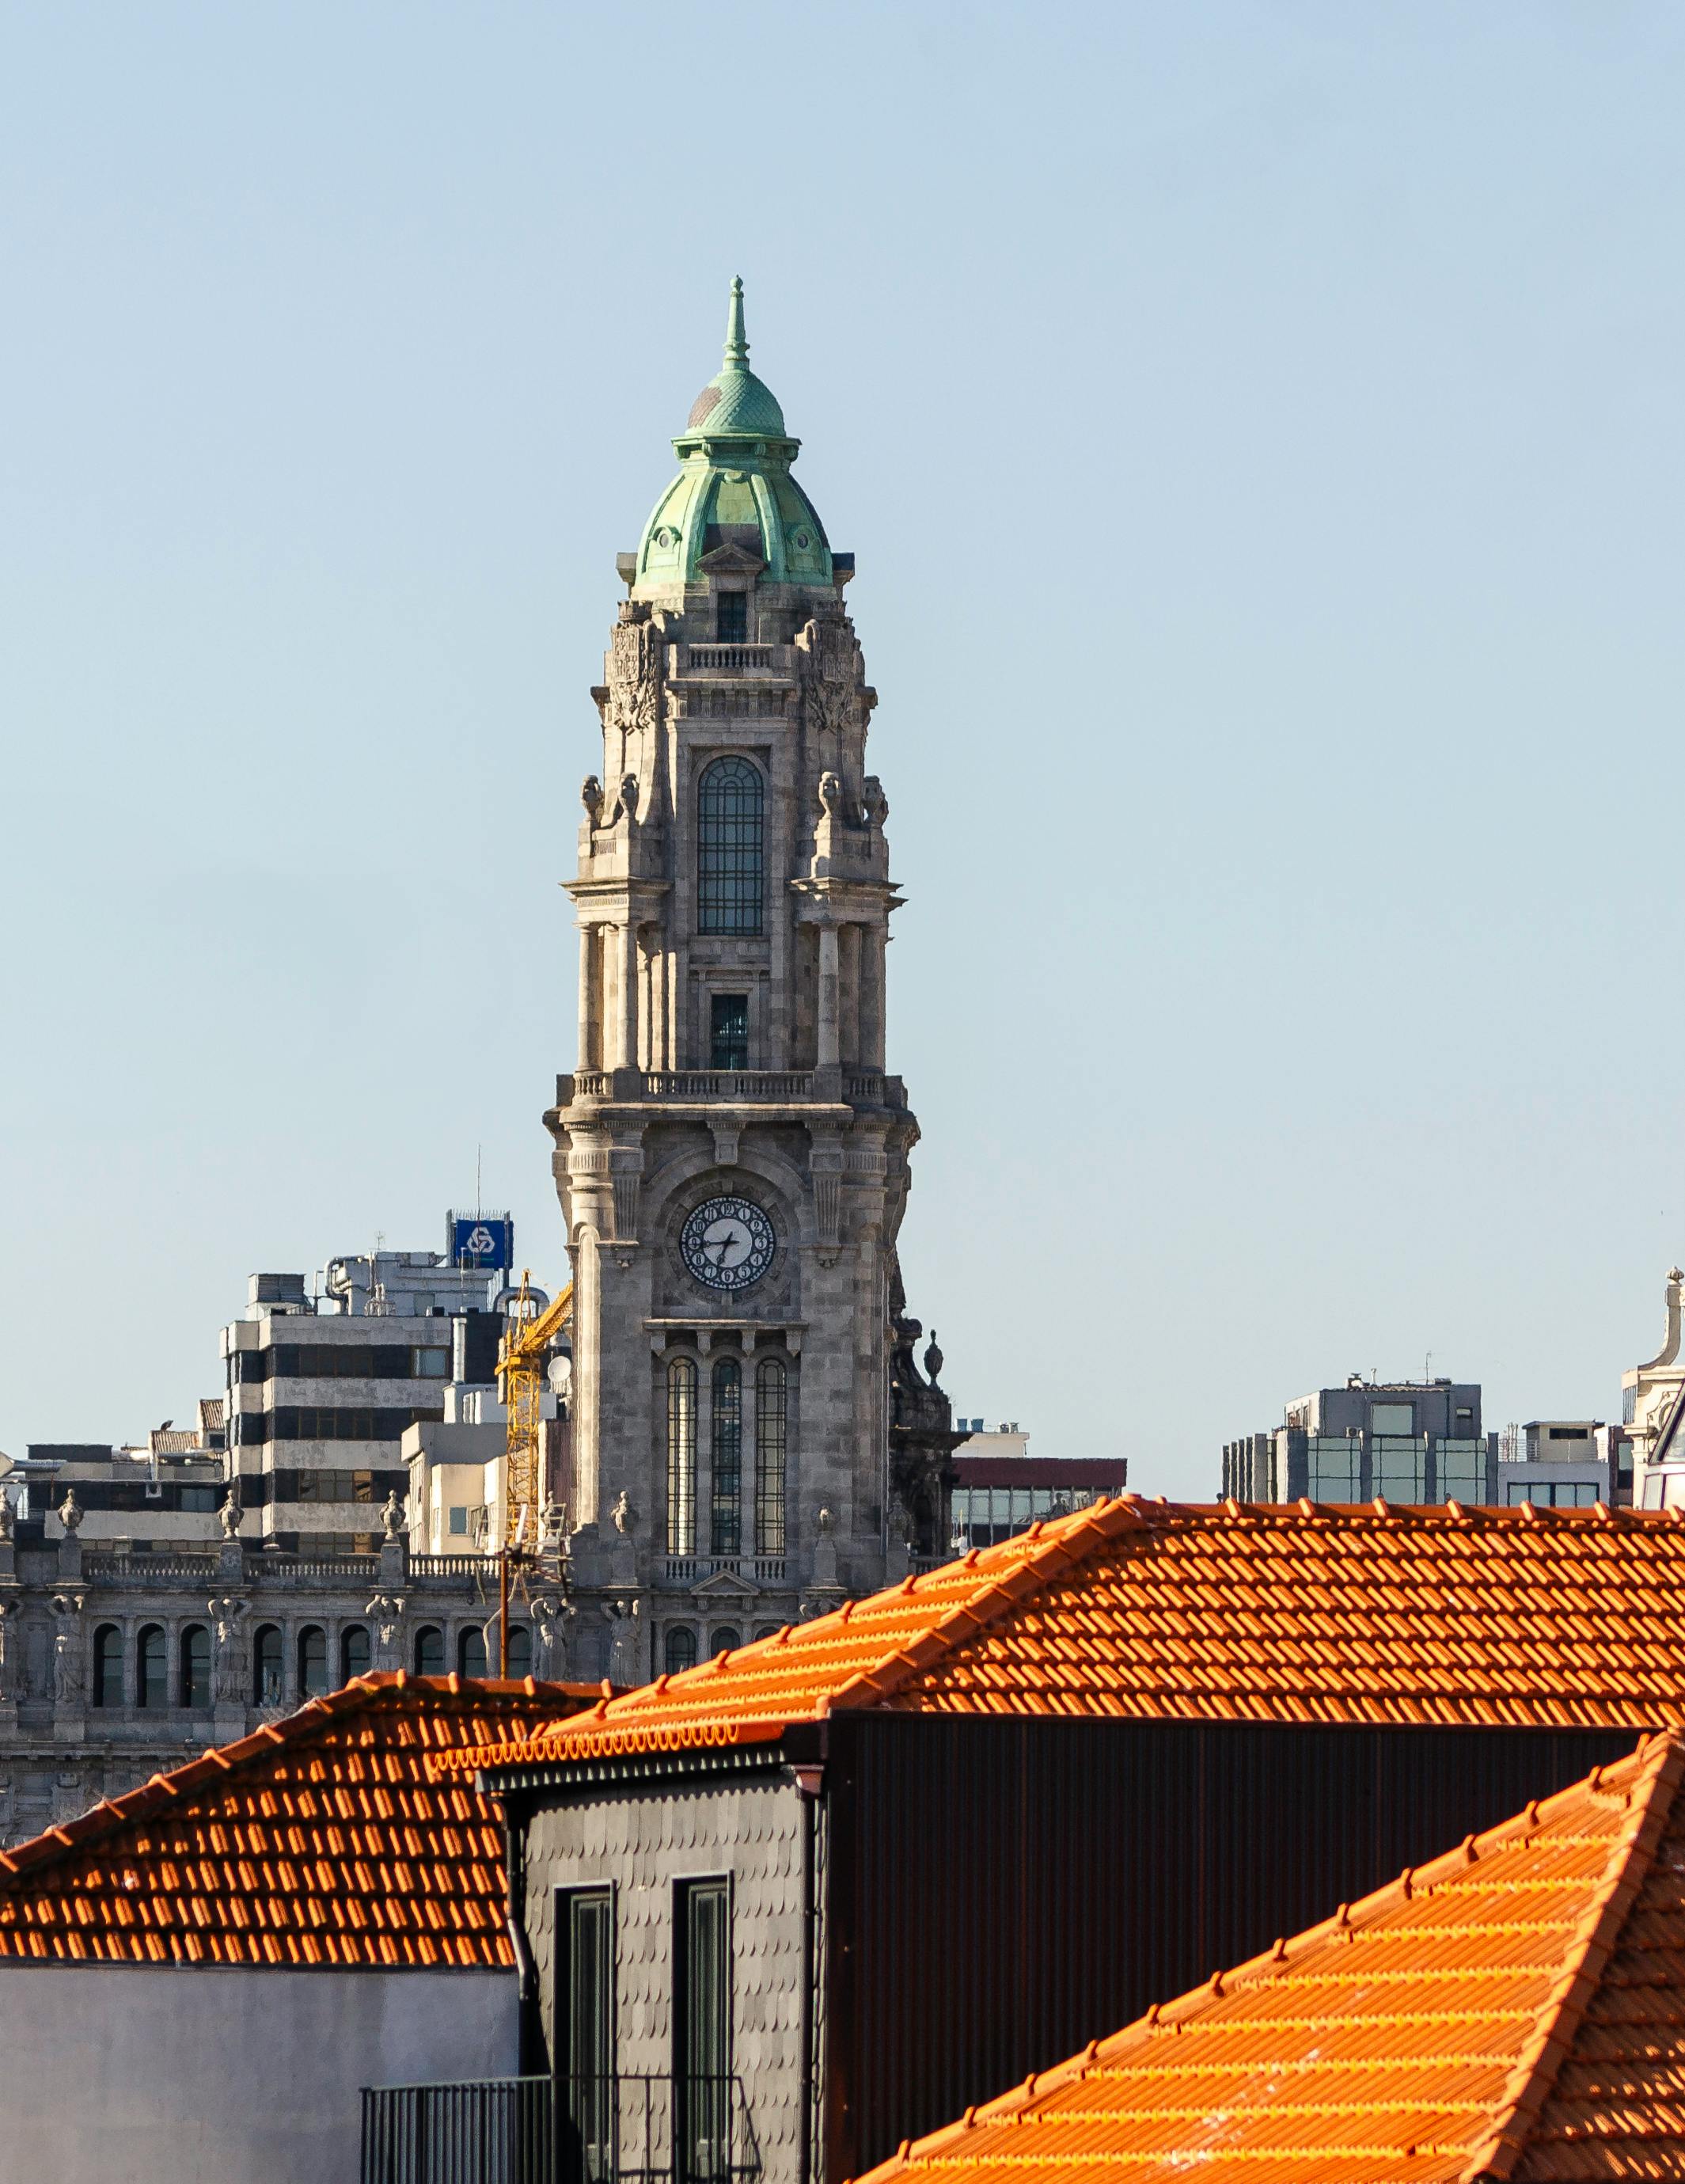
left=712, top=1358, right=742, bottom=1557
left=697, top=757, right=764, bottom=936
left=666, top=1358, right=696, bottom=1555
left=755, top=1358, right=787, bottom=1557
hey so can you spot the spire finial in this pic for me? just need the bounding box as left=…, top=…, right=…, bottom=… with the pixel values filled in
left=724, top=275, right=748, bottom=368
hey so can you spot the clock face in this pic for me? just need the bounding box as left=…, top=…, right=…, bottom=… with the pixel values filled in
left=680, top=1195, right=776, bottom=1293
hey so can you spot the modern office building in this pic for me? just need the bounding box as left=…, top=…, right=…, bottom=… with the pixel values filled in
left=1223, top=1376, right=1495, bottom=1504
left=946, top=1423, right=1126, bottom=1550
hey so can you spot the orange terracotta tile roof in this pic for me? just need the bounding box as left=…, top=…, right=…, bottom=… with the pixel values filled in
left=854, top=1730, right=1685, bottom=2184
left=0, top=1673, right=595, bottom=1968
left=444, top=1495, right=1685, bottom=1771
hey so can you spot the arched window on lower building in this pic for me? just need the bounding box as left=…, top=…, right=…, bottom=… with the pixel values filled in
left=709, top=1626, right=740, bottom=1659
left=666, top=1358, right=696, bottom=1555
left=179, top=1624, right=211, bottom=1710
left=252, top=1624, right=283, bottom=1707
left=711, top=1358, right=742, bottom=1556
left=753, top=1624, right=781, bottom=1642
left=457, top=1625, right=488, bottom=1680
left=340, top=1625, right=370, bottom=1683
left=754, top=1358, right=787, bottom=1556
left=298, top=1624, right=328, bottom=1700
left=506, top=1625, right=532, bottom=1680
left=137, top=1624, right=166, bottom=1710
left=92, top=1624, right=123, bottom=1708
left=664, top=1626, right=698, bottom=1676
left=414, top=1625, right=445, bottom=1677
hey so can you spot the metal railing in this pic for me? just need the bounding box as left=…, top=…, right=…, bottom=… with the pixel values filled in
left=362, top=2076, right=553, bottom=2184
left=360, top=2075, right=759, bottom=2184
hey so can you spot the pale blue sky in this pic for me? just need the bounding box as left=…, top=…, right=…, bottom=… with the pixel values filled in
left=3, top=3, right=1683, bottom=1494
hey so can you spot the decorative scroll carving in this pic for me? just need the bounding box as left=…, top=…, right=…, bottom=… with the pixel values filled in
left=797, top=616, right=861, bottom=739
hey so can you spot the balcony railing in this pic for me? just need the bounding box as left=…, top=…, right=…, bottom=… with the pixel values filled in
left=563, top=1071, right=905, bottom=1109
left=361, top=2075, right=760, bottom=2184
left=661, top=1555, right=786, bottom=1588
left=682, top=644, right=777, bottom=672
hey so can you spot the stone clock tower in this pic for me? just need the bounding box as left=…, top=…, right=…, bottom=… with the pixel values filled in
left=550, top=282, right=958, bottom=1681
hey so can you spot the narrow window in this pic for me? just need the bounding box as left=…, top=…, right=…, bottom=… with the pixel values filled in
left=137, top=1624, right=166, bottom=1711
left=715, top=591, right=747, bottom=643
left=711, top=1360, right=742, bottom=1556
left=93, top=1624, right=123, bottom=1709
left=754, top=1359, right=786, bottom=1556
left=457, top=1624, right=488, bottom=1679
left=252, top=1624, right=283, bottom=1707
left=179, top=1624, right=211, bottom=1710
left=665, top=1626, right=698, bottom=1675
left=710, top=993, right=750, bottom=1071
left=340, top=1624, right=370, bottom=1682
left=298, top=1624, right=328, bottom=1699
left=666, top=1359, right=696, bottom=1555
left=677, top=1880, right=733, bottom=2184
left=697, top=758, right=764, bottom=936
left=506, top=1625, right=532, bottom=1680
left=414, top=1624, right=445, bottom=1677
left=559, top=1889, right=617, bottom=2183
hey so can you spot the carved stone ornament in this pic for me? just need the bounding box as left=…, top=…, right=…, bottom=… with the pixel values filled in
left=530, top=1592, right=574, bottom=1677
left=608, top=615, right=662, bottom=738
left=381, top=1490, right=405, bottom=1540
left=798, top=615, right=861, bottom=738
left=581, top=774, right=604, bottom=826
left=818, top=769, right=844, bottom=820
left=56, top=1489, right=83, bottom=1536
left=47, top=1593, right=83, bottom=1705
left=0, top=1495, right=13, bottom=1545
left=863, top=775, right=889, bottom=828
left=610, top=771, right=639, bottom=828
left=612, top=1491, right=635, bottom=1537
left=218, top=1490, right=241, bottom=1542
left=0, top=1600, right=20, bottom=1701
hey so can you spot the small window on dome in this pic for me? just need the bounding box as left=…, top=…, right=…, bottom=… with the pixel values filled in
left=716, top=593, right=747, bottom=644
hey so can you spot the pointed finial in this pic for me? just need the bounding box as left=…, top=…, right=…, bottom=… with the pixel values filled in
left=724, top=275, right=748, bottom=368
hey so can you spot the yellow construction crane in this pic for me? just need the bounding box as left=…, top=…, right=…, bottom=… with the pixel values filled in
left=496, top=1271, right=574, bottom=1550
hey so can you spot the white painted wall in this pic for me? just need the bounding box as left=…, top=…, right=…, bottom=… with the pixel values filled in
left=0, top=1966, right=516, bottom=2184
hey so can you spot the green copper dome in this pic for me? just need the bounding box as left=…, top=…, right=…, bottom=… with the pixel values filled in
left=632, top=279, right=832, bottom=595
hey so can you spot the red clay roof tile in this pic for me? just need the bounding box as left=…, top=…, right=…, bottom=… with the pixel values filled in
left=0, top=1673, right=594, bottom=1969
left=442, top=1498, right=1685, bottom=1772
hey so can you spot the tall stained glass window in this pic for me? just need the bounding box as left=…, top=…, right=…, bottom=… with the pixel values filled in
left=666, top=1358, right=697, bottom=1554
left=754, top=1358, right=787, bottom=1555
left=697, top=758, right=764, bottom=935
left=711, top=1358, right=742, bottom=1556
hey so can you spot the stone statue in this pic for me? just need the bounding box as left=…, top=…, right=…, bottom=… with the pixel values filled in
left=602, top=1597, right=642, bottom=1684
left=207, top=1594, right=249, bottom=1702
left=47, top=1595, right=82, bottom=1706
left=0, top=1494, right=14, bottom=1544
left=612, top=1491, right=634, bottom=1536
left=381, top=1491, right=405, bottom=1541
left=218, top=1491, right=241, bottom=1542
left=366, top=1593, right=404, bottom=1669
left=818, top=770, right=844, bottom=821
left=581, top=773, right=604, bottom=826
left=529, top=1593, right=572, bottom=1681
left=56, top=1489, right=82, bottom=1536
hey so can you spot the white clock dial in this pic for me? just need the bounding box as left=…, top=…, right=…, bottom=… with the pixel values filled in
left=681, top=1195, right=776, bottom=1293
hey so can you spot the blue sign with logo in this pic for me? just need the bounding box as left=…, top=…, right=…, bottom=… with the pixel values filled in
left=450, top=1215, right=514, bottom=1271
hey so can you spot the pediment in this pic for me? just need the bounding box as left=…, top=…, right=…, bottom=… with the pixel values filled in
left=697, top=540, right=766, bottom=577
left=692, top=1569, right=757, bottom=1599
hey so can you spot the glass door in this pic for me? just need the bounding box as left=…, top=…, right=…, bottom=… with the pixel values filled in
left=677, top=1880, right=731, bottom=2184
left=561, top=1890, right=614, bottom=2184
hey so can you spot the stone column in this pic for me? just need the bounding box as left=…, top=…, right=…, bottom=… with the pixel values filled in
left=615, top=920, right=639, bottom=1073
left=860, top=926, right=886, bottom=1070
left=838, top=925, right=861, bottom=1069
left=578, top=918, right=597, bottom=1070
left=817, top=924, right=840, bottom=1068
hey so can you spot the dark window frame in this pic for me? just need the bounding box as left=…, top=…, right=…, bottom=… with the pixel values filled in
left=696, top=757, right=765, bottom=936
left=674, top=1874, right=734, bottom=2184
left=252, top=1623, right=283, bottom=1707
left=710, top=993, right=750, bottom=1071
left=556, top=1883, right=617, bottom=2183
left=711, top=1360, right=742, bottom=1557
left=93, top=1624, right=123, bottom=1709
left=179, top=1623, right=211, bottom=1710
left=136, top=1624, right=167, bottom=1711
